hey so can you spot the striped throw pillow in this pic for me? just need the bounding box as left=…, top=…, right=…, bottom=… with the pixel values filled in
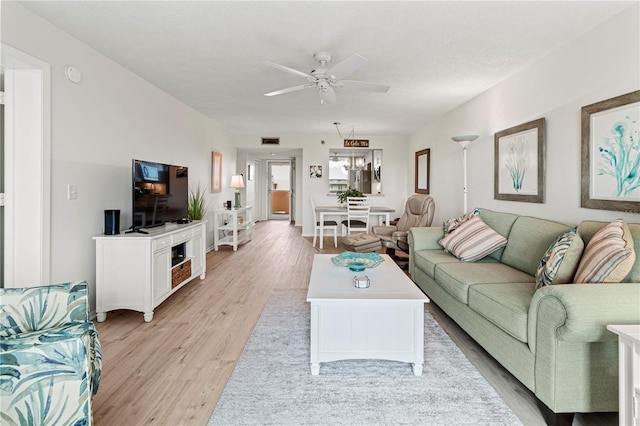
left=439, top=216, right=507, bottom=262
left=443, top=208, right=480, bottom=234
left=535, top=229, right=582, bottom=289
left=574, top=220, right=635, bottom=283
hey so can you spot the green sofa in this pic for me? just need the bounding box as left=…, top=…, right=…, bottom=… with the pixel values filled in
left=408, top=209, right=639, bottom=425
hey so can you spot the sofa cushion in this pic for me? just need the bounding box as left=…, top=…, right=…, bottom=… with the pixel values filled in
left=502, top=217, right=575, bottom=276
left=535, top=229, right=585, bottom=288
left=434, top=262, right=535, bottom=304
left=468, top=282, right=536, bottom=343
left=413, top=249, right=460, bottom=279
left=439, top=216, right=508, bottom=262
left=478, top=209, right=519, bottom=261
left=574, top=220, right=636, bottom=283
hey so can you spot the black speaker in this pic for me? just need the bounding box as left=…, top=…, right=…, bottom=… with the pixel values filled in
left=104, top=209, right=120, bottom=235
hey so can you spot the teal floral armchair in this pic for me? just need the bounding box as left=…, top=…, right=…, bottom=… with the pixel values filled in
left=1, top=281, right=102, bottom=425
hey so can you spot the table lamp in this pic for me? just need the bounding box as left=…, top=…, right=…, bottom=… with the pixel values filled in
left=230, top=174, right=245, bottom=208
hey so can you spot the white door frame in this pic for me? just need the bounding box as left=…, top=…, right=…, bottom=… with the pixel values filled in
left=2, top=44, right=51, bottom=287
left=267, top=161, right=291, bottom=220
left=289, top=157, right=296, bottom=225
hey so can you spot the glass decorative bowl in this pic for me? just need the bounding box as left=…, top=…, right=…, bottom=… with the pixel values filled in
left=331, top=252, right=384, bottom=272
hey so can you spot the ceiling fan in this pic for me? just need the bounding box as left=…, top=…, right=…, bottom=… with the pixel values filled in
left=262, top=52, right=390, bottom=105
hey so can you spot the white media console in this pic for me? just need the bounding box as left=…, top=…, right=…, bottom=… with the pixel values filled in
left=93, top=220, right=206, bottom=322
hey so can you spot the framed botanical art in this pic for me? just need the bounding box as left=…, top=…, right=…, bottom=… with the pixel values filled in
left=581, top=90, right=640, bottom=213
left=494, top=118, right=545, bottom=203
left=211, top=151, right=222, bottom=193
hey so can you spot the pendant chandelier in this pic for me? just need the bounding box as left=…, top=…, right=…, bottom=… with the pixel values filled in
left=334, top=122, right=365, bottom=171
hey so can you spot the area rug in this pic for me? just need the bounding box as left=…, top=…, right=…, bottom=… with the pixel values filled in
left=208, top=290, right=522, bottom=425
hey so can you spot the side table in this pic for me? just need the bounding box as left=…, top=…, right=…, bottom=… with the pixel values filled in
left=213, top=206, right=253, bottom=251
left=607, top=324, right=640, bottom=426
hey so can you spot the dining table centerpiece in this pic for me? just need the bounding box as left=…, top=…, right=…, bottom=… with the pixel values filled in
left=336, top=187, right=364, bottom=205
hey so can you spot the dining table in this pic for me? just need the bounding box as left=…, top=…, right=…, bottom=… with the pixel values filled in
left=315, top=205, right=395, bottom=249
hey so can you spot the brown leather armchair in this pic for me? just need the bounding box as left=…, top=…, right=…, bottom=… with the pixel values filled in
left=372, top=194, right=435, bottom=254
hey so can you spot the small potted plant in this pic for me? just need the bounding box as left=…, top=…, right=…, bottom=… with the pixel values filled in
left=188, top=183, right=208, bottom=220
left=336, top=186, right=364, bottom=204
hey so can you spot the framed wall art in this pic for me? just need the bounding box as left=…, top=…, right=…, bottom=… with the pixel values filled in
left=309, top=165, right=323, bottom=178
left=247, top=164, right=254, bottom=181
left=415, top=148, right=430, bottom=194
left=581, top=90, right=640, bottom=212
left=494, top=118, right=545, bottom=203
left=211, top=151, right=222, bottom=193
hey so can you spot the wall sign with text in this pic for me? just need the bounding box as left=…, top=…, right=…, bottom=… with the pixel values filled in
left=344, top=139, right=369, bottom=148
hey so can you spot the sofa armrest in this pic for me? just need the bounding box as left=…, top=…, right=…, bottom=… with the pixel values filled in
left=392, top=230, right=409, bottom=245
left=528, top=283, right=640, bottom=352
left=371, top=225, right=396, bottom=236
left=408, top=227, right=444, bottom=276
left=0, top=281, right=89, bottom=336
left=408, top=227, right=444, bottom=251
left=1, top=322, right=101, bottom=424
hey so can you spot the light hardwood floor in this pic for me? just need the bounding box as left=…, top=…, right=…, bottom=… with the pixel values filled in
left=92, top=220, right=617, bottom=425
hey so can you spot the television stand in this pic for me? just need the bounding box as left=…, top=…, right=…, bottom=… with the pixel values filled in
left=94, top=221, right=206, bottom=322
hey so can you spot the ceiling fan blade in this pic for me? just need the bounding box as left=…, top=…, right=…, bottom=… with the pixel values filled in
left=339, top=80, right=390, bottom=93
left=264, top=84, right=315, bottom=97
left=327, top=54, right=367, bottom=80
left=262, top=61, right=314, bottom=79
left=320, top=86, right=336, bottom=105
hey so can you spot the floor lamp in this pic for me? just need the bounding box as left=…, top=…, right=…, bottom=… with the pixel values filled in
left=230, top=174, right=245, bottom=208
left=451, top=135, right=479, bottom=213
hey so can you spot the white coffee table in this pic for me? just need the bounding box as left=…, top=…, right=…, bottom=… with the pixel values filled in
left=306, top=254, right=429, bottom=376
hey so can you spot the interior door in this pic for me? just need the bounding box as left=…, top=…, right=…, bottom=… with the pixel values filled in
left=1, top=80, right=4, bottom=286
left=268, top=161, right=290, bottom=220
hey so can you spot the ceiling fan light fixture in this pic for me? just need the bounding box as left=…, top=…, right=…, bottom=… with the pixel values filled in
left=263, top=52, right=389, bottom=105
left=314, top=51, right=332, bottom=64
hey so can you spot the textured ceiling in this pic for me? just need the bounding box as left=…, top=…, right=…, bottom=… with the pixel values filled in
left=18, top=1, right=635, bottom=136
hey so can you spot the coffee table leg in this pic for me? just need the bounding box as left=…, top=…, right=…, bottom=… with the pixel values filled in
left=412, top=363, right=423, bottom=376
left=311, top=363, right=320, bottom=375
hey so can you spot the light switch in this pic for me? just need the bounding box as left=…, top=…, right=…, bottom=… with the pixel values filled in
left=68, top=184, right=77, bottom=200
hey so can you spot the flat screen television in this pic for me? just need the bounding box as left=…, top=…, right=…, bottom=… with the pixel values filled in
left=131, top=159, right=189, bottom=232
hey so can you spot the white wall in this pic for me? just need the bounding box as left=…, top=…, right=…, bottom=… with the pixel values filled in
left=2, top=3, right=238, bottom=311
left=232, top=133, right=410, bottom=236
left=409, top=5, right=639, bottom=226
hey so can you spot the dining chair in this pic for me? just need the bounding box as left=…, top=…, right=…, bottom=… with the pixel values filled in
left=311, top=198, right=338, bottom=248
left=341, top=197, right=370, bottom=236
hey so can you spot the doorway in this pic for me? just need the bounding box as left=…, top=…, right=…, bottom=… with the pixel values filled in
left=268, top=162, right=290, bottom=220
left=1, top=73, right=4, bottom=286
left=1, top=44, right=51, bottom=288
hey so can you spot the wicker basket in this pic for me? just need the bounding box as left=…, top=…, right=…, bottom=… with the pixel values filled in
left=171, top=259, right=192, bottom=288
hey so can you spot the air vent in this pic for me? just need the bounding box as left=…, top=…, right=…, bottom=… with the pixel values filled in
left=262, top=137, right=280, bottom=145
